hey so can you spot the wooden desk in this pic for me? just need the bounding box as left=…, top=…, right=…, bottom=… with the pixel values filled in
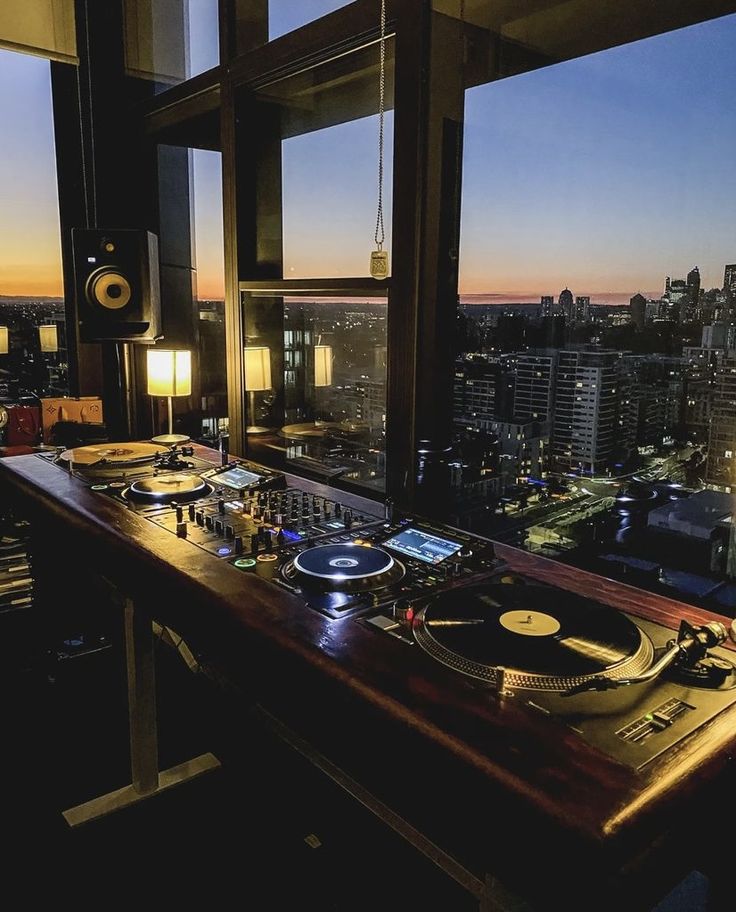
left=1, top=449, right=734, bottom=911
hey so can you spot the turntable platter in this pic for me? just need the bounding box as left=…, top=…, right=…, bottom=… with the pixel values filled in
left=126, top=473, right=211, bottom=504
left=288, top=543, right=404, bottom=591
left=414, top=584, right=654, bottom=691
left=60, top=442, right=167, bottom=466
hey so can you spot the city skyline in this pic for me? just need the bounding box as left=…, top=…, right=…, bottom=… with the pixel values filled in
left=1, top=11, right=735, bottom=299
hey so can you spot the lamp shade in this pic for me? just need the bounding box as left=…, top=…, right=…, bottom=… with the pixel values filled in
left=39, top=324, right=58, bottom=353
left=244, top=346, right=272, bottom=391
left=146, top=349, right=192, bottom=397
left=0, top=326, right=8, bottom=354
left=314, top=344, right=333, bottom=387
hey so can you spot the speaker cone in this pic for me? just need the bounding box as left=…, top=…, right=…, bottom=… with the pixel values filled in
left=86, top=268, right=132, bottom=310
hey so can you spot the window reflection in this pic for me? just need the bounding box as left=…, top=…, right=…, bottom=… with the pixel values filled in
left=242, top=291, right=387, bottom=493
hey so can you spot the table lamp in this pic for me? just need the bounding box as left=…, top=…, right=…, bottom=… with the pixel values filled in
left=39, top=324, right=58, bottom=353
left=313, top=343, right=333, bottom=425
left=0, top=326, right=8, bottom=355
left=314, top=344, right=333, bottom=388
left=245, top=345, right=272, bottom=434
left=147, top=348, right=192, bottom=444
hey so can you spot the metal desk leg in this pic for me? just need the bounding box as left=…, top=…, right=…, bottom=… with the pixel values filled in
left=62, top=597, right=220, bottom=826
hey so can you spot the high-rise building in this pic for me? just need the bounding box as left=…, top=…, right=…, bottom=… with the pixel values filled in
left=540, top=295, right=554, bottom=318
left=684, top=267, right=701, bottom=321
left=558, top=288, right=574, bottom=321
left=630, top=293, right=646, bottom=330
left=453, top=359, right=515, bottom=426
left=573, top=296, right=590, bottom=324
left=705, top=359, right=736, bottom=490
left=723, top=264, right=736, bottom=301
left=551, top=349, right=618, bottom=474
left=514, top=350, right=557, bottom=422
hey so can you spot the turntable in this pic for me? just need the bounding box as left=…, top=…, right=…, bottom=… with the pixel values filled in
left=56, top=442, right=169, bottom=479
left=402, top=575, right=736, bottom=768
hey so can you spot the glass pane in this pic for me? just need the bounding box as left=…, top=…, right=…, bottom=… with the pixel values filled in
left=283, top=112, right=393, bottom=278
left=269, top=1, right=352, bottom=41
left=124, top=0, right=219, bottom=94
left=241, top=289, right=387, bottom=494
left=0, top=49, right=68, bottom=403
left=451, top=1, right=736, bottom=616
left=192, top=149, right=228, bottom=443
left=243, top=36, right=395, bottom=280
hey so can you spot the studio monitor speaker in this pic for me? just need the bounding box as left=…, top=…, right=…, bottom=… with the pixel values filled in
left=72, top=228, right=162, bottom=343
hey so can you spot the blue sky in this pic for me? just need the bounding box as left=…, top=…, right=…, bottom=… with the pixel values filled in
left=1, top=5, right=735, bottom=301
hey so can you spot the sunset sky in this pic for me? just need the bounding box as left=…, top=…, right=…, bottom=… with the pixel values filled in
left=1, top=7, right=734, bottom=301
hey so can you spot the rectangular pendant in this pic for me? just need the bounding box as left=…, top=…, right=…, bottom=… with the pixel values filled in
left=370, top=249, right=389, bottom=279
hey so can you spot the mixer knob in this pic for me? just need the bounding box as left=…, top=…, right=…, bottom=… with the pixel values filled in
left=276, top=513, right=284, bottom=526
left=218, top=499, right=226, bottom=514
left=188, top=504, right=196, bottom=521
left=176, top=522, right=187, bottom=539
left=452, top=562, right=462, bottom=577
left=225, top=525, right=235, bottom=540
left=334, top=503, right=342, bottom=517
left=196, top=511, right=205, bottom=526
left=205, top=515, right=214, bottom=531
left=251, top=533, right=260, bottom=553
left=265, top=533, right=273, bottom=553
left=276, top=529, right=286, bottom=550
left=344, top=509, right=353, bottom=530
left=234, top=536, right=244, bottom=555
left=214, top=519, right=224, bottom=536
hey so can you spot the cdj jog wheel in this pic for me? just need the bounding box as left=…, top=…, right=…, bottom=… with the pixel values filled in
left=125, top=473, right=213, bottom=504
left=286, top=543, right=405, bottom=592
left=413, top=583, right=654, bottom=692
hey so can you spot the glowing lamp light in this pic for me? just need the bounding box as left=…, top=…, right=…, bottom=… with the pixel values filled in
left=314, top=344, right=333, bottom=387
left=39, top=324, right=58, bottom=353
left=244, top=346, right=272, bottom=434
left=146, top=349, right=191, bottom=398
left=0, top=326, right=8, bottom=354
left=146, top=349, right=192, bottom=436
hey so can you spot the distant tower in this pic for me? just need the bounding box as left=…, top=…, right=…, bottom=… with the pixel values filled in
left=665, top=276, right=671, bottom=295
left=558, top=288, right=574, bottom=322
left=630, top=293, right=646, bottom=331
left=540, top=295, right=554, bottom=318
left=574, top=296, right=590, bottom=324
left=724, top=264, right=736, bottom=301
left=685, top=267, right=701, bottom=321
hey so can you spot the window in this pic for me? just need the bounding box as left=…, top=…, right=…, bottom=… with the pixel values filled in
left=236, top=34, right=393, bottom=495
left=0, top=49, right=67, bottom=399
left=192, top=149, right=227, bottom=442
left=449, top=0, right=736, bottom=611
left=241, top=288, right=387, bottom=493
left=269, top=1, right=352, bottom=42
left=124, top=0, right=219, bottom=93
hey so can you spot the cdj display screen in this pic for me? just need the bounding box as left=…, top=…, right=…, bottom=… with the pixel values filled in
left=383, top=527, right=462, bottom=565
left=215, top=466, right=263, bottom=490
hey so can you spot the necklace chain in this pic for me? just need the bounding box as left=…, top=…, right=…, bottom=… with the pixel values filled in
left=374, top=0, right=386, bottom=250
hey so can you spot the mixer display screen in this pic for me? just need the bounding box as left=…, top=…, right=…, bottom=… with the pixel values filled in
left=383, top=527, right=462, bottom=565
left=215, top=466, right=263, bottom=490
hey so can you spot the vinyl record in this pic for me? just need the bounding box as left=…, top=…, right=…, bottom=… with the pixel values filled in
left=414, top=583, right=653, bottom=691
left=60, top=441, right=166, bottom=466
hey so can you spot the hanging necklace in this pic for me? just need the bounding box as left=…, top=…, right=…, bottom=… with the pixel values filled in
left=370, top=0, right=388, bottom=280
